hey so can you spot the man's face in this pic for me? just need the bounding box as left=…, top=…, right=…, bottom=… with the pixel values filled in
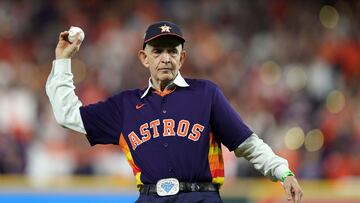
left=139, top=37, right=186, bottom=84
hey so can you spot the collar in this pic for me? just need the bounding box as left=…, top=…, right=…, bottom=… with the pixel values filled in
left=140, top=72, right=189, bottom=99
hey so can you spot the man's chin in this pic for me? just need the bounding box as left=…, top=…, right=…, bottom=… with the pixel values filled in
left=158, top=74, right=174, bottom=82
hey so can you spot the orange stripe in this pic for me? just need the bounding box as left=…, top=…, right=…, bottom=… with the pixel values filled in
left=208, top=158, right=224, bottom=170
left=119, top=134, right=141, bottom=175
left=208, top=131, right=224, bottom=185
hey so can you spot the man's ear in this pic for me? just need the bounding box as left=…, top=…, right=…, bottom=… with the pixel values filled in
left=138, top=50, right=149, bottom=68
left=179, top=50, right=186, bottom=67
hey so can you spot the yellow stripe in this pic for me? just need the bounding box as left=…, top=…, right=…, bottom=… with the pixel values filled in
left=212, top=177, right=224, bottom=185
left=208, top=146, right=221, bottom=155
left=135, top=172, right=143, bottom=190
left=125, top=152, right=132, bottom=160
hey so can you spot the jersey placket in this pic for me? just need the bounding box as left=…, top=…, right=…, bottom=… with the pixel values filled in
left=159, top=95, right=176, bottom=176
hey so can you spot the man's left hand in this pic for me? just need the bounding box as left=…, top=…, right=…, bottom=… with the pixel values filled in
left=283, top=176, right=303, bottom=203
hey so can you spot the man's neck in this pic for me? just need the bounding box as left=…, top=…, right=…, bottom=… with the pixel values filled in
left=151, top=77, right=173, bottom=92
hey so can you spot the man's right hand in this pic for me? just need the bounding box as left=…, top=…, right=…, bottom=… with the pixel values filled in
left=55, top=31, right=82, bottom=59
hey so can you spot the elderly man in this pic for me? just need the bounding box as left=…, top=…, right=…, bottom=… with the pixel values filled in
left=46, top=21, right=303, bottom=203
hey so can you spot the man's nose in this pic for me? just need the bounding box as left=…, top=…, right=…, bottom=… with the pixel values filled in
left=161, top=52, right=171, bottom=64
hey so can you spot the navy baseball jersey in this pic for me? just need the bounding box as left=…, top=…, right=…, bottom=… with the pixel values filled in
left=80, top=78, right=253, bottom=188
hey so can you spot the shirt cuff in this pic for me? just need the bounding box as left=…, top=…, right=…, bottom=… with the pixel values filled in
left=281, top=171, right=295, bottom=182
left=275, top=164, right=293, bottom=181
left=52, top=58, right=71, bottom=74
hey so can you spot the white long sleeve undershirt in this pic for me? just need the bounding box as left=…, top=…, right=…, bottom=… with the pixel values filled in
left=46, top=59, right=292, bottom=182
left=45, top=59, right=86, bottom=134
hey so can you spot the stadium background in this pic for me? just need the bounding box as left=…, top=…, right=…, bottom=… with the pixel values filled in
left=0, top=0, right=359, bottom=202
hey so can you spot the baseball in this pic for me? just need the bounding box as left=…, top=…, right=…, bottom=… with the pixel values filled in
left=68, top=26, right=85, bottom=43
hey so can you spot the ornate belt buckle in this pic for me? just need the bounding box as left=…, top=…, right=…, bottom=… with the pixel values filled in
left=156, top=178, right=180, bottom=196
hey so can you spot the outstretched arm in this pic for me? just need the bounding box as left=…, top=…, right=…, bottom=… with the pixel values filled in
left=45, top=31, right=86, bottom=134
left=234, top=133, right=303, bottom=203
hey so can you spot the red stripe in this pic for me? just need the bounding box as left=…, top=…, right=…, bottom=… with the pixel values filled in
left=212, top=169, right=224, bottom=177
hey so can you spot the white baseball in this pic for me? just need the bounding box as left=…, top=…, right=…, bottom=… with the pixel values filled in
left=68, top=26, right=85, bottom=43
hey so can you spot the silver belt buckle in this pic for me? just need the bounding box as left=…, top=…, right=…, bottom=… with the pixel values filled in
left=156, top=178, right=180, bottom=196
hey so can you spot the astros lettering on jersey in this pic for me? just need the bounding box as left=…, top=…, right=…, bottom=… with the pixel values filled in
left=128, top=119, right=205, bottom=150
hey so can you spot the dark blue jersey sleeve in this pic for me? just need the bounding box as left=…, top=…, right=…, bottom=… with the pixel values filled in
left=210, top=85, right=253, bottom=151
left=79, top=94, right=123, bottom=146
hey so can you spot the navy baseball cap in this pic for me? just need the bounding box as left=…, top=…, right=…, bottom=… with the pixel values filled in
left=143, top=21, right=185, bottom=49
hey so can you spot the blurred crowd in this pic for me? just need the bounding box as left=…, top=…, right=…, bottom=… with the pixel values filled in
left=0, top=0, right=359, bottom=182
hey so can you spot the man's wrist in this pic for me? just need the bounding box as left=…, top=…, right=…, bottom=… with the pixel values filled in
left=281, top=171, right=295, bottom=182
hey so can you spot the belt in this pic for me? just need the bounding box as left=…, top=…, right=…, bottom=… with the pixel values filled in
left=139, top=182, right=219, bottom=195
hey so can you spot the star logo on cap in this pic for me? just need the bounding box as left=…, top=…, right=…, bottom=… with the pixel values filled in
left=159, top=25, right=171, bottom=33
